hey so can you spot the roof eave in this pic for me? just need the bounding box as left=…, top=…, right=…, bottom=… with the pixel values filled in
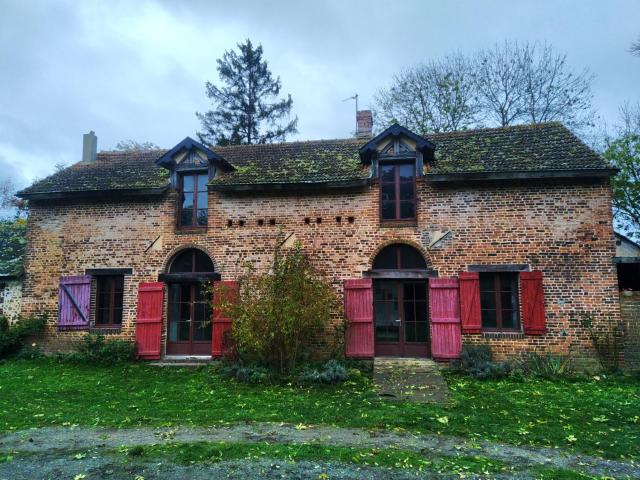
left=426, top=168, right=618, bottom=183
left=17, top=185, right=170, bottom=201
left=209, top=178, right=371, bottom=193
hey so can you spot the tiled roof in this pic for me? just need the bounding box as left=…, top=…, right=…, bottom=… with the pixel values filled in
left=17, top=122, right=610, bottom=198
left=211, top=138, right=369, bottom=186
left=18, top=150, right=171, bottom=197
left=428, top=122, right=607, bottom=174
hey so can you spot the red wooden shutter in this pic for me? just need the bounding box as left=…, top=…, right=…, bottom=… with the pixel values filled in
left=135, top=282, right=164, bottom=360
left=212, top=280, right=238, bottom=358
left=344, top=278, right=374, bottom=358
left=520, top=271, right=546, bottom=335
left=430, top=278, right=462, bottom=360
left=459, top=272, right=482, bottom=334
left=58, top=275, right=91, bottom=330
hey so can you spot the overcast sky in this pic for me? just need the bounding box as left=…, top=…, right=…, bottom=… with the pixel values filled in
left=1, top=0, right=639, bottom=188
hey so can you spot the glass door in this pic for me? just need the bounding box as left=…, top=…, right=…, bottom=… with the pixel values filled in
left=166, top=283, right=212, bottom=355
left=374, top=280, right=429, bottom=357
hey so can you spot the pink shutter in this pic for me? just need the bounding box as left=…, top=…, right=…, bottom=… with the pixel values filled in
left=135, top=282, right=164, bottom=360
left=459, top=272, right=482, bottom=334
left=212, top=280, right=238, bottom=358
left=344, top=278, right=374, bottom=358
left=430, top=278, right=462, bottom=360
left=58, top=275, right=91, bottom=330
left=520, top=271, right=546, bottom=335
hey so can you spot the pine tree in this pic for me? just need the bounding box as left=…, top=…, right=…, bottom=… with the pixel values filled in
left=196, top=39, right=298, bottom=146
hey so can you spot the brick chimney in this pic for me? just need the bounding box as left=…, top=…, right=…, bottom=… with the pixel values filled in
left=82, top=131, right=97, bottom=163
left=356, top=110, right=373, bottom=138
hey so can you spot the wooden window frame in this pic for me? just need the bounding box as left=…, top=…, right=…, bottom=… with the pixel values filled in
left=379, top=161, right=417, bottom=224
left=480, top=272, right=520, bottom=332
left=178, top=172, right=208, bottom=229
left=95, top=275, right=124, bottom=327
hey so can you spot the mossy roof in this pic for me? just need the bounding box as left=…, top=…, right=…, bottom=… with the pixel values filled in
left=18, top=122, right=608, bottom=197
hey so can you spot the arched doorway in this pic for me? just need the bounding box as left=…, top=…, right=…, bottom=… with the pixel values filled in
left=163, top=249, right=218, bottom=355
left=371, top=244, right=431, bottom=357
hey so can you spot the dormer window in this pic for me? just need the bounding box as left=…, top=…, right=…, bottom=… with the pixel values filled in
left=380, top=163, right=416, bottom=221
left=155, top=137, right=234, bottom=232
left=179, top=172, right=208, bottom=227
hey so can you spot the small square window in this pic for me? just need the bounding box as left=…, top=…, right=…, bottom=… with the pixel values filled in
left=479, top=272, right=520, bottom=332
left=95, top=276, right=124, bottom=327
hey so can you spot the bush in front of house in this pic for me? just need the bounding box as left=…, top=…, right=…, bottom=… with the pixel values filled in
left=69, top=333, right=136, bottom=364
left=297, top=359, right=350, bottom=385
left=0, top=315, right=46, bottom=358
left=514, top=351, right=574, bottom=379
left=214, top=241, right=341, bottom=375
left=219, top=360, right=272, bottom=384
left=455, top=344, right=512, bottom=380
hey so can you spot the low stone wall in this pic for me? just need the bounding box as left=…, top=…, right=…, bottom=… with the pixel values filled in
left=621, top=291, right=640, bottom=369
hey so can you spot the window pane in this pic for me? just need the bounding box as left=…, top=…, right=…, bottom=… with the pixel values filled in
left=399, top=201, right=415, bottom=219
left=380, top=183, right=395, bottom=202
left=196, top=192, right=208, bottom=210
left=399, top=164, right=414, bottom=181
left=194, top=251, right=214, bottom=272
left=181, top=284, right=191, bottom=303
left=113, top=308, right=123, bottom=325
left=481, top=291, right=496, bottom=310
left=178, top=321, right=190, bottom=341
left=180, top=208, right=193, bottom=226
left=170, top=251, right=193, bottom=273
left=381, top=165, right=395, bottom=182
left=415, top=320, right=428, bottom=342
left=197, top=174, right=208, bottom=191
left=405, top=322, right=416, bottom=342
left=182, top=175, right=194, bottom=192
left=182, top=192, right=194, bottom=210
left=196, top=209, right=208, bottom=226
left=372, top=247, right=397, bottom=269
left=403, top=301, right=415, bottom=323
left=482, top=309, right=497, bottom=328
left=399, top=246, right=426, bottom=269
left=501, top=309, right=517, bottom=329
left=415, top=301, right=428, bottom=325
left=480, top=273, right=495, bottom=291
left=399, top=182, right=414, bottom=201
left=381, top=201, right=396, bottom=220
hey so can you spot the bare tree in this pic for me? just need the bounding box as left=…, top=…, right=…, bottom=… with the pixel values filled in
left=619, top=102, right=640, bottom=135
left=519, top=43, right=594, bottom=130
left=471, top=41, right=594, bottom=129
left=631, top=36, right=640, bottom=56
left=373, top=55, right=480, bottom=134
left=472, top=41, right=526, bottom=126
left=115, top=139, right=159, bottom=152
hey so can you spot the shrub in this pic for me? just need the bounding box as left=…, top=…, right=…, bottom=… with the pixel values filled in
left=455, top=344, right=511, bottom=380
left=220, top=360, right=271, bottom=384
left=579, top=313, right=625, bottom=372
left=456, top=344, right=492, bottom=371
left=297, top=359, right=349, bottom=385
left=72, top=334, right=135, bottom=364
left=0, top=316, right=46, bottom=358
left=515, top=351, right=574, bottom=379
left=214, top=241, right=340, bottom=375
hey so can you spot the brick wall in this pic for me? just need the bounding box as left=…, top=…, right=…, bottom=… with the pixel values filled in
left=621, top=291, right=640, bottom=369
left=21, top=177, right=620, bottom=362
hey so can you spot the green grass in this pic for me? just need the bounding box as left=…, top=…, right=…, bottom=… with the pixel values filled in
left=113, top=441, right=510, bottom=476
left=0, top=359, right=638, bottom=460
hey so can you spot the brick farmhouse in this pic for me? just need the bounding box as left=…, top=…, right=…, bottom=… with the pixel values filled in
left=17, top=115, right=622, bottom=363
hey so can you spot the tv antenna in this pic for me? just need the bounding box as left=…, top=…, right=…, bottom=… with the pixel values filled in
left=342, top=93, right=358, bottom=134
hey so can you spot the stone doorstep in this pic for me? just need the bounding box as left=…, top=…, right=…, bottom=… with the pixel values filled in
left=150, top=355, right=216, bottom=367
left=373, top=357, right=450, bottom=404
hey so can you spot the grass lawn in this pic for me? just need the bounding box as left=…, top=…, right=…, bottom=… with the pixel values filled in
left=0, top=359, right=638, bottom=460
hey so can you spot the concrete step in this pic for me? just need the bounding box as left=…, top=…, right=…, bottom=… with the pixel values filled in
left=149, top=355, right=217, bottom=367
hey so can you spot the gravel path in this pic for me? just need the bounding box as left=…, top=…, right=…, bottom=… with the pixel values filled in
left=1, top=423, right=637, bottom=479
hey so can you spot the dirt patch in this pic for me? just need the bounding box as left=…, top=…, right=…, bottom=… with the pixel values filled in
left=1, top=423, right=638, bottom=479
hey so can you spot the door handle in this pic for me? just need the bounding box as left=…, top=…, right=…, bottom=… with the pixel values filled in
left=394, top=318, right=401, bottom=323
